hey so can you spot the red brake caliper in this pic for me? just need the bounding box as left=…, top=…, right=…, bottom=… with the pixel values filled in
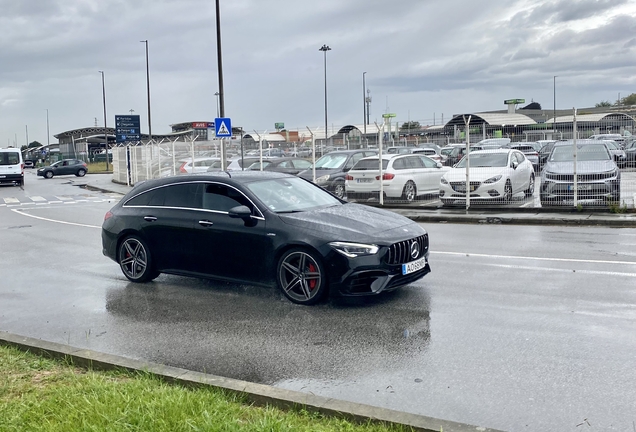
left=308, top=263, right=317, bottom=290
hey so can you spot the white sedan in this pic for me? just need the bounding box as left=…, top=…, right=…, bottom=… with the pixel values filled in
left=345, top=154, right=450, bottom=202
left=439, top=149, right=535, bottom=205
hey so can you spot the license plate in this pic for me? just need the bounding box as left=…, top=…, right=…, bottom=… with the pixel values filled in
left=356, top=178, right=372, bottom=183
left=0, top=175, right=5, bottom=178
left=402, top=257, right=427, bottom=275
left=568, top=184, right=593, bottom=191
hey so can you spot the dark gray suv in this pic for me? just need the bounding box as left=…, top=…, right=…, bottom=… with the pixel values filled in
left=540, top=140, right=620, bottom=206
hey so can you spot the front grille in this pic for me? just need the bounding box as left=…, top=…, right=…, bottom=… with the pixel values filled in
left=450, top=181, right=481, bottom=193
left=385, top=234, right=429, bottom=265
left=545, top=172, right=616, bottom=181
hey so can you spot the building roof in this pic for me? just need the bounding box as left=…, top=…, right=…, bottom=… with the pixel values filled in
left=544, top=112, right=636, bottom=124
left=446, top=113, right=537, bottom=127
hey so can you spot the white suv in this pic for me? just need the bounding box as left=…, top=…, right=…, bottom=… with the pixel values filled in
left=0, top=148, right=24, bottom=186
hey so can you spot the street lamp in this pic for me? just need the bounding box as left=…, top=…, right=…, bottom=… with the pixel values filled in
left=140, top=40, right=152, bottom=142
left=45, top=109, right=50, bottom=148
left=99, top=71, right=109, bottom=171
left=553, top=75, right=557, bottom=136
left=214, top=92, right=220, bottom=118
left=319, top=44, right=331, bottom=148
left=362, top=72, right=367, bottom=140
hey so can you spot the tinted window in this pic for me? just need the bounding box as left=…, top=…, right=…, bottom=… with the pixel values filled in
left=203, top=183, right=253, bottom=213
left=352, top=159, right=388, bottom=170
left=406, top=156, right=424, bottom=168
left=163, top=183, right=204, bottom=208
left=0, top=152, right=20, bottom=165
left=419, top=155, right=437, bottom=168
left=392, top=158, right=407, bottom=170
left=550, top=145, right=611, bottom=162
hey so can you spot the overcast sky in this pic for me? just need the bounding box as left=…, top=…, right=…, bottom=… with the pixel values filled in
left=1, top=0, right=635, bottom=146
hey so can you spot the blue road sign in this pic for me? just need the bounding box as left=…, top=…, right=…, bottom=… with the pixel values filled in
left=214, top=117, right=232, bottom=137
left=115, top=115, right=141, bottom=143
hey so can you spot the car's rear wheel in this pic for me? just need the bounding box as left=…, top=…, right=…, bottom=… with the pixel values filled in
left=76, top=169, right=86, bottom=177
left=44, top=171, right=53, bottom=179
left=118, top=235, right=159, bottom=283
left=524, top=173, right=535, bottom=197
left=277, top=248, right=327, bottom=305
left=402, top=181, right=417, bottom=202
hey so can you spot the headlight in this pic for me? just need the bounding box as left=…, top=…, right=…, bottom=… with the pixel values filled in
left=440, top=177, right=448, bottom=185
left=329, top=242, right=379, bottom=258
left=483, top=175, right=502, bottom=184
left=315, top=175, right=330, bottom=184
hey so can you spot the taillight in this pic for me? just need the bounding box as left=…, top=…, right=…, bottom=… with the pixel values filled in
left=104, top=211, right=113, bottom=221
left=83, top=162, right=87, bottom=167
left=179, top=163, right=188, bottom=173
left=375, top=173, right=395, bottom=180
left=345, top=174, right=353, bottom=180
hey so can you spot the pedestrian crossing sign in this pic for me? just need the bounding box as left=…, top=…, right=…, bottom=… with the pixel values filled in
left=215, top=117, right=232, bottom=137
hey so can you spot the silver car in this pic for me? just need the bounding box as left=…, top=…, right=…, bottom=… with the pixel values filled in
left=540, top=140, right=620, bottom=206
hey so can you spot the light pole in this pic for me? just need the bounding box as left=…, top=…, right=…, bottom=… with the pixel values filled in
left=214, top=0, right=226, bottom=169
left=140, top=40, right=152, bottom=142
left=99, top=71, right=109, bottom=171
left=45, top=108, right=50, bottom=148
left=319, top=44, right=331, bottom=148
left=214, top=92, right=220, bottom=117
left=362, top=72, right=367, bottom=143
left=553, top=75, right=557, bottom=136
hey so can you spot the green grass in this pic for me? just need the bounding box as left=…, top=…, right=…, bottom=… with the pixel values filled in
left=86, top=161, right=112, bottom=173
left=0, top=345, right=412, bottom=432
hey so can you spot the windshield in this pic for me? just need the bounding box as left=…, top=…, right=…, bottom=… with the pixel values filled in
left=314, top=153, right=348, bottom=169
left=549, top=144, right=611, bottom=162
left=440, top=148, right=456, bottom=156
left=247, top=177, right=341, bottom=213
left=456, top=153, right=508, bottom=168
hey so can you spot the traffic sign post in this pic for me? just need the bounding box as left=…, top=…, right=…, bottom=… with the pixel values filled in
left=215, top=117, right=232, bottom=170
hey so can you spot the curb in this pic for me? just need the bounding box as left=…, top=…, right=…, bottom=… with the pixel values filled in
left=0, top=332, right=504, bottom=432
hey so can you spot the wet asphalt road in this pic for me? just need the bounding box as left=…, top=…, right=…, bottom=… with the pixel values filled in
left=1, top=171, right=636, bottom=432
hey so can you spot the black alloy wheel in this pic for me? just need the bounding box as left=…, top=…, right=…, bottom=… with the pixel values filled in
left=277, top=248, right=327, bottom=305
left=118, top=235, right=159, bottom=283
left=44, top=171, right=54, bottom=179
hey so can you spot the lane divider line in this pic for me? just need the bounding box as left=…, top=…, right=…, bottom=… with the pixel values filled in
left=11, top=208, right=101, bottom=229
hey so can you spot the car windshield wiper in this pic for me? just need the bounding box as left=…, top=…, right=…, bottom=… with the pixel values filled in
left=277, top=209, right=304, bottom=214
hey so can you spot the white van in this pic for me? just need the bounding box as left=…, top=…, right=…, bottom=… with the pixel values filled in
left=0, top=148, right=24, bottom=186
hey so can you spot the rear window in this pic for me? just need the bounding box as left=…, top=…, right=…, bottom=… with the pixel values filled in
left=0, top=152, right=20, bottom=165
left=352, top=158, right=388, bottom=170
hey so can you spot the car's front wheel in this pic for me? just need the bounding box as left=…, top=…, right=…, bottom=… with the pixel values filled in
left=524, top=173, right=535, bottom=197
left=76, top=169, right=86, bottom=177
left=502, top=180, right=513, bottom=202
left=333, top=180, right=345, bottom=199
left=118, top=235, right=159, bottom=283
left=44, top=171, right=54, bottom=179
left=277, top=248, right=327, bottom=305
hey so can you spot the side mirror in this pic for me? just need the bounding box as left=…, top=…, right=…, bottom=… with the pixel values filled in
left=228, top=205, right=252, bottom=219
left=512, top=161, right=519, bottom=169
left=436, top=162, right=443, bottom=168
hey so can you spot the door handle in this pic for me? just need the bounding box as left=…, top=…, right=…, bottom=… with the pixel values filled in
left=198, top=220, right=214, bottom=227
left=144, top=216, right=157, bottom=222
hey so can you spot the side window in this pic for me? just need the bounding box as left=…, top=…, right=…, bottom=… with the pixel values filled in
left=203, top=183, right=254, bottom=213
left=163, top=183, right=204, bottom=209
left=515, top=152, right=525, bottom=164
left=406, top=156, right=425, bottom=168
left=392, top=158, right=407, bottom=170
left=345, top=153, right=363, bottom=169
left=125, top=190, right=153, bottom=206
left=419, top=155, right=436, bottom=168
left=293, top=159, right=312, bottom=169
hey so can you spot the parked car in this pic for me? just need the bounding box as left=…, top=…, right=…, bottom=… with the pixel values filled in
left=0, top=147, right=24, bottom=186
left=23, top=159, right=35, bottom=169
left=250, top=157, right=313, bottom=175
left=225, top=156, right=279, bottom=171
left=538, top=141, right=558, bottom=170
left=625, top=138, right=636, bottom=167
left=589, top=134, right=626, bottom=148
left=439, top=149, right=535, bottom=205
left=101, top=171, right=431, bottom=305
left=174, top=157, right=224, bottom=174
left=540, top=140, right=620, bottom=206
left=37, top=159, right=88, bottom=179
left=411, top=148, right=443, bottom=164
left=345, top=154, right=450, bottom=202
left=600, top=140, right=627, bottom=167
left=440, top=144, right=484, bottom=166
left=386, top=146, right=416, bottom=155
left=509, top=143, right=540, bottom=171
left=297, top=149, right=377, bottom=199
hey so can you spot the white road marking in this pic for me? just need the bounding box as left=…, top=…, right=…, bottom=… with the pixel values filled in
left=432, top=251, right=636, bottom=266
left=11, top=208, right=100, bottom=229
left=55, top=196, right=73, bottom=201
left=3, top=197, right=19, bottom=204
left=29, top=196, right=47, bottom=202
left=483, top=263, right=636, bottom=278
